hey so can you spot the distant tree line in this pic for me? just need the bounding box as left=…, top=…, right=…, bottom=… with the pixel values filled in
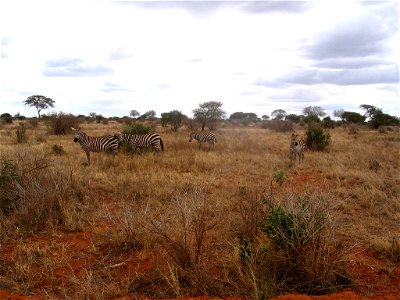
left=1, top=95, right=399, bottom=132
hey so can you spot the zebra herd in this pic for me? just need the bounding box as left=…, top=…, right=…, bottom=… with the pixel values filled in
left=72, top=127, right=306, bottom=165
left=71, top=127, right=217, bottom=165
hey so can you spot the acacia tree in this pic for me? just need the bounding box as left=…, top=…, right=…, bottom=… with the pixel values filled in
left=139, top=110, right=157, bottom=120
left=360, top=104, right=399, bottom=128
left=193, top=101, right=226, bottom=130
left=23, top=95, right=55, bottom=118
left=129, top=110, right=140, bottom=118
left=333, top=109, right=345, bottom=122
left=303, top=106, right=326, bottom=118
left=271, top=109, right=287, bottom=120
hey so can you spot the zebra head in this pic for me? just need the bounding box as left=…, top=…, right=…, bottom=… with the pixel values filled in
left=71, top=127, right=82, bottom=143
left=290, top=132, right=298, bottom=147
left=116, top=132, right=125, bottom=143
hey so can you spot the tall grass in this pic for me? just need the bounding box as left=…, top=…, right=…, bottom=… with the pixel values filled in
left=0, top=122, right=398, bottom=298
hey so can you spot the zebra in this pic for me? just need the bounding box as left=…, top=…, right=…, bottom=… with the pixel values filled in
left=71, top=127, right=119, bottom=164
left=117, top=132, right=164, bottom=154
left=290, top=132, right=306, bottom=164
left=189, top=131, right=217, bottom=150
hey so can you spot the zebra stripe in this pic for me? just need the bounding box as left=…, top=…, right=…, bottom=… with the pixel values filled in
left=118, top=132, right=164, bottom=154
left=290, top=132, right=306, bottom=164
left=71, top=127, right=119, bottom=164
left=189, top=131, right=217, bottom=150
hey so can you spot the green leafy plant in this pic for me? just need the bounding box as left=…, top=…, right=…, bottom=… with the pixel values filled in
left=305, top=124, right=331, bottom=151
left=273, top=170, right=286, bottom=186
left=122, top=123, right=151, bottom=135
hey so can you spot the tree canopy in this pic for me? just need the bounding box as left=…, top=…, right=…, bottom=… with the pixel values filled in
left=229, top=112, right=258, bottom=121
left=303, top=106, right=326, bottom=118
left=193, top=101, right=226, bottom=130
left=342, top=111, right=366, bottom=123
left=129, top=110, right=140, bottom=118
left=271, top=109, right=287, bottom=120
left=23, top=95, right=55, bottom=118
left=161, top=110, right=187, bottom=131
left=139, top=110, right=157, bottom=120
left=360, top=104, right=399, bottom=128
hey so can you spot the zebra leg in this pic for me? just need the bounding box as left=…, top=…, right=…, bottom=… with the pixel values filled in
left=85, top=150, right=91, bottom=165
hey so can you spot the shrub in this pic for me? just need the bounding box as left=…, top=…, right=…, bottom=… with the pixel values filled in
left=47, top=112, right=80, bottom=135
left=16, top=124, right=27, bottom=144
left=122, top=122, right=151, bottom=135
left=239, top=191, right=350, bottom=296
left=27, top=118, right=39, bottom=128
left=305, top=124, right=331, bottom=151
left=51, top=144, right=66, bottom=156
left=0, top=159, right=19, bottom=215
left=148, top=188, right=221, bottom=296
left=261, top=120, right=293, bottom=132
left=368, top=159, right=381, bottom=172
left=0, top=113, right=13, bottom=124
left=0, top=148, right=92, bottom=234
left=347, top=124, right=359, bottom=135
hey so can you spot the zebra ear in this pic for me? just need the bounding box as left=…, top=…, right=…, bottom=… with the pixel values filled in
left=71, top=127, right=76, bottom=131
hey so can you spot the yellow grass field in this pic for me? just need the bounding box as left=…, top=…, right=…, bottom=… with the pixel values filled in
left=0, top=120, right=399, bottom=299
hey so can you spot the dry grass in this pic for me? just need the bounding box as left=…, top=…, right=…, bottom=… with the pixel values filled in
left=0, top=121, right=399, bottom=298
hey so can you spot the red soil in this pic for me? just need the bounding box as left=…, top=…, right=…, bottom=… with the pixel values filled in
left=0, top=171, right=399, bottom=300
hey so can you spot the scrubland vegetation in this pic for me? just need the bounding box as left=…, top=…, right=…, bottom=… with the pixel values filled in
left=0, top=119, right=399, bottom=299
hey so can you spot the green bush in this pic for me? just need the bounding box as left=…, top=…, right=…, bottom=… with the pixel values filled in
left=305, top=124, right=331, bottom=151
left=122, top=122, right=151, bottom=135
left=0, top=113, right=13, bottom=124
left=258, top=192, right=349, bottom=294
left=236, top=191, right=350, bottom=297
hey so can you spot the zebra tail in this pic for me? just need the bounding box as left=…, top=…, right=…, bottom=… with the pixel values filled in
left=160, top=138, right=164, bottom=151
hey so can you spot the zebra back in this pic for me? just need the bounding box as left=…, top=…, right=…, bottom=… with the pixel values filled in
left=189, top=131, right=217, bottom=150
left=72, top=128, right=119, bottom=153
left=189, top=131, right=217, bottom=143
left=118, top=132, right=163, bottom=153
left=72, top=127, right=119, bottom=164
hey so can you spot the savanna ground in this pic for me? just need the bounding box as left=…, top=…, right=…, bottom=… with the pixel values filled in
left=0, top=120, right=399, bottom=300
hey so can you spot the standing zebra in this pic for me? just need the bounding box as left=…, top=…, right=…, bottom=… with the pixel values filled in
left=290, top=132, right=306, bottom=164
left=117, top=132, right=164, bottom=154
left=189, top=131, right=217, bottom=150
left=71, top=127, right=119, bottom=165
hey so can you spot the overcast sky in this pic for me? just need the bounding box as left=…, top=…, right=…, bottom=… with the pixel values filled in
left=1, top=0, right=399, bottom=118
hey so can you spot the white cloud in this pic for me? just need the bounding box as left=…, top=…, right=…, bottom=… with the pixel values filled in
left=1, top=0, right=398, bottom=118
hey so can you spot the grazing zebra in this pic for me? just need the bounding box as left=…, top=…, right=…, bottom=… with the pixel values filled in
left=117, top=132, right=164, bottom=154
left=189, top=131, right=217, bottom=150
left=290, top=132, right=306, bottom=164
left=71, top=127, right=119, bottom=164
